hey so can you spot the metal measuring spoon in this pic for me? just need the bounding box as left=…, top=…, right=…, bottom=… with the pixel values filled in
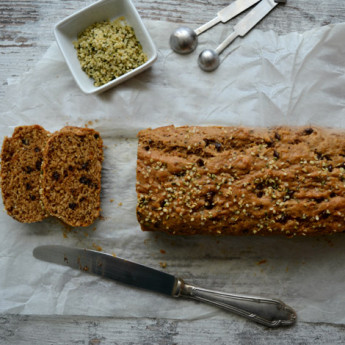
left=169, top=0, right=261, bottom=54
left=198, top=0, right=286, bottom=71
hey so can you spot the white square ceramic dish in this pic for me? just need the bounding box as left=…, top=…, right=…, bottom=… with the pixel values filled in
left=54, top=0, right=157, bottom=94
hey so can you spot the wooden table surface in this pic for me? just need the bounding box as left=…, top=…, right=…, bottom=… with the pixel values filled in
left=1, top=0, right=345, bottom=344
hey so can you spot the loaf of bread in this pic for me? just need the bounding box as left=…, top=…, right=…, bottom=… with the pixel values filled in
left=1, top=125, right=50, bottom=223
left=136, top=125, right=345, bottom=236
left=40, top=126, right=103, bottom=227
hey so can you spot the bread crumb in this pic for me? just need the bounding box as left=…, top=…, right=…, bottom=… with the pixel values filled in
left=118, top=202, right=123, bottom=206
left=92, top=243, right=103, bottom=251
left=110, top=199, right=114, bottom=203
left=160, top=249, right=166, bottom=254
left=84, top=121, right=94, bottom=128
left=159, top=262, right=167, bottom=269
left=257, top=259, right=267, bottom=265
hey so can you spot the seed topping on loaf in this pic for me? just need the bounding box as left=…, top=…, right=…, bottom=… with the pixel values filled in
left=136, top=125, right=345, bottom=236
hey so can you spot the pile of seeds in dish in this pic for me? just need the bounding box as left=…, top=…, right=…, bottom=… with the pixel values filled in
left=74, top=17, right=148, bottom=86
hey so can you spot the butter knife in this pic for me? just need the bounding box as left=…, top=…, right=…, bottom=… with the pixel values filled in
left=33, top=245, right=296, bottom=327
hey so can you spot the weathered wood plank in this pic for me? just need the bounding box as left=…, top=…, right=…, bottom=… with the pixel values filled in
left=1, top=314, right=345, bottom=345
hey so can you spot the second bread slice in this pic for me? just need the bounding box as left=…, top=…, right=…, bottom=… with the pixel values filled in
left=41, top=126, right=103, bottom=227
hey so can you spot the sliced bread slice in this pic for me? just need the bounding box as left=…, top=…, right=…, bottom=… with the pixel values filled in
left=1, top=125, right=50, bottom=223
left=41, top=126, right=103, bottom=227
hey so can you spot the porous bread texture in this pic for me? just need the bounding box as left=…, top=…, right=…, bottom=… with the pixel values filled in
left=41, top=126, right=103, bottom=227
left=136, top=125, right=345, bottom=236
left=1, top=125, right=50, bottom=223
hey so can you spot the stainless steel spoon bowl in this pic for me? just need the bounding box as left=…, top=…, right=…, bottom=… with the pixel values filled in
left=198, top=0, right=285, bottom=71
left=169, top=0, right=262, bottom=55
left=169, top=27, right=198, bottom=54
left=198, top=49, right=220, bottom=72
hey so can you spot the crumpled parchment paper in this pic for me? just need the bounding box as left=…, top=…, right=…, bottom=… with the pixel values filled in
left=1, top=20, right=345, bottom=323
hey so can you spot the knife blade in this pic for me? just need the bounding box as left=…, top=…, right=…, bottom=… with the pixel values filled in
left=195, top=0, right=262, bottom=35
left=33, top=245, right=297, bottom=327
left=33, top=245, right=176, bottom=295
left=215, top=0, right=286, bottom=54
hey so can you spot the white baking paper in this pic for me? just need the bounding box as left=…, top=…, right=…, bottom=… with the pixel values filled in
left=1, top=20, right=345, bottom=323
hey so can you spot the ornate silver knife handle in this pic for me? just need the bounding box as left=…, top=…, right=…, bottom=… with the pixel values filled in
left=174, top=279, right=296, bottom=327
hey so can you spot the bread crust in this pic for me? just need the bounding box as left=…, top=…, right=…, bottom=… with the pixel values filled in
left=1, top=125, right=50, bottom=223
left=40, top=126, right=103, bottom=227
left=136, top=125, right=345, bottom=236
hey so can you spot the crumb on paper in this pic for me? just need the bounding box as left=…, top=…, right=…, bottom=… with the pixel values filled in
left=160, top=249, right=166, bottom=254
left=90, top=338, right=101, bottom=345
left=325, top=238, right=334, bottom=247
left=257, top=259, right=267, bottom=265
left=118, top=202, right=123, bottom=206
left=84, top=121, right=94, bottom=128
left=61, top=221, right=72, bottom=238
left=112, top=252, right=116, bottom=257
left=159, top=262, right=167, bottom=269
left=110, top=199, right=114, bottom=203
left=92, top=243, right=103, bottom=251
